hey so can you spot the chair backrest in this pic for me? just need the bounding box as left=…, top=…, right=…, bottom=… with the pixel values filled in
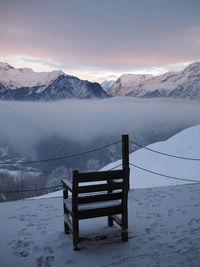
left=72, top=169, right=129, bottom=205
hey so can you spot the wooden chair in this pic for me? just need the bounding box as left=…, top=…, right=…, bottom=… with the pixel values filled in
left=61, top=168, right=129, bottom=250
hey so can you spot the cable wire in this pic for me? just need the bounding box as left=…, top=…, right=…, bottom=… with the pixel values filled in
left=129, top=140, right=200, bottom=161
left=0, top=184, right=62, bottom=194
left=0, top=140, right=121, bottom=165
left=108, top=163, right=122, bottom=171
left=129, top=163, right=200, bottom=183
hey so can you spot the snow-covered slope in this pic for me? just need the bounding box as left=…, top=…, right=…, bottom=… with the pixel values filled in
left=128, top=62, right=200, bottom=99
left=0, top=182, right=200, bottom=266
left=100, top=80, right=115, bottom=91
left=0, top=62, right=63, bottom=91
left=0, top=63, right=108, bottom=100
left=102, top=124, right=200, bottom=188
left=107, top=74, right=153, bottom=96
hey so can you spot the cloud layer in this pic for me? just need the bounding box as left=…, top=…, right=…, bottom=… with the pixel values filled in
left=0, top=97, right=200, bottom=155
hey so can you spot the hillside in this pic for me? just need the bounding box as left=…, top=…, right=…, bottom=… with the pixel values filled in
left=102, top=124, right=200, bottom=188
left=127, top=62, right=200, bottom=99
left=107, top=74, right=153, bottom=96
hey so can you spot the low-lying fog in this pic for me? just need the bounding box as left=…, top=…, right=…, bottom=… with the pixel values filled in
left=1, top=97, right=200, bottom=154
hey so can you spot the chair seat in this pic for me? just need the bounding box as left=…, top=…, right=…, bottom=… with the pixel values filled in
left=64, top=198, right=121, bottom=212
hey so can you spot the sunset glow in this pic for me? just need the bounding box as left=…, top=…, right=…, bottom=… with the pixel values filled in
left=1, top=0, right=200, bottom=81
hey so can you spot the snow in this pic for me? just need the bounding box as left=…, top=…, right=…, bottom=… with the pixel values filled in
left=102, top=124, right=200, bottom=188
left=0, top=183, right=200, bottom=266
left=100, top=80, right=115, bottom=91
left=108, top=74, right=153, bottom=96
left=1, top=125, right=200, bottom=266
left=0, top=62, right=64, bottom=90
left=128, top=61, right=200, bottom=98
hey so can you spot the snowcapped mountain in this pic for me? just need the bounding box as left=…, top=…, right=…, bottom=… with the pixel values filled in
left=0, top=62, right=63, bottom=91
left=38, top=75, right=108, bottom=100
left=127, top=62, right=200, bottom=99
left=0, top=63, right=108, bottom=100
left=101, top=124, right=200, bottom=189
left=107, top=74, right=153, bottom=96
left=100, top=80, right=115, bottom=91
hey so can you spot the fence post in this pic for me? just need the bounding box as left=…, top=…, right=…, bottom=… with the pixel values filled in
left=122, top=135, right=130, bottom=190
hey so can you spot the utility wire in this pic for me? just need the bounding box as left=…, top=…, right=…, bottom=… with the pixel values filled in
left=129, top=140, right=200, bottom=161
left=0, top=184, right=62, bottom=194
left=0, top=140, right=121, bottom=165
left=108, top=163, right=122, bottom=171
left=129, top=163, right=200, bottom=183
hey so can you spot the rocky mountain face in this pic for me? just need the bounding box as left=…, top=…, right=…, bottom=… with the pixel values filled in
left=127, top=62, right=200, bottom=99
left=107, top=74, right=153, bottom=96
left=0, top=63, right=108, bottom=100
left=100, top=80, right=115, bottom=91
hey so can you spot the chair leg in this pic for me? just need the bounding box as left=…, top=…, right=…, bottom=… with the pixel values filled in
left=121, top=211, right=128, bottom=241
left=64, top=221, right=70, bottom=235
left=108, top=216, right=113, bottom=227
left=121, top=230, right=128, bottom=242
left=73, top=218, right=79, bottom=250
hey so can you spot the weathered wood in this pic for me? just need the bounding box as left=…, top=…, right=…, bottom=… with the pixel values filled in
left=111, top=215, right=122, bottom=227
left=62, top=135, right=130, bottom=249
left=122, top=168, right=129, bottom=231
left=78, top=192, right=123, bottom=204
left=64, top=214, right=72, bottom=234
left=122, top=134, right=129, bottom=190
left=62, top=178, right=72, bottom=192
left=122, top=135, right=129, bottom=170
left=78, top=205, right=122, bottom=220
left=78, top=182, right=123, bottom=193
left=72, top=170, right=79, bottom=250
left=107, top=175, right=114, bottom=227
left=63, top=188, right=69, bottom=234
left=77, top=170, right=125, bottom=182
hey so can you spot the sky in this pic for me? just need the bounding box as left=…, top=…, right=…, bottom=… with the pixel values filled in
left=1, top=0, right=200, bottom=81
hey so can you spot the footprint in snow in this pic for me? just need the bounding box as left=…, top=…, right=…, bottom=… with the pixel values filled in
left=33, top=245, right=55, bottom=267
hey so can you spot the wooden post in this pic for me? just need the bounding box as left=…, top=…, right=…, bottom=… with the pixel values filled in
left=63, top=187, right=70, bottom=234
left=122, top=135, right=129, bottom=189
left=72, top=170, right=79, bottom=250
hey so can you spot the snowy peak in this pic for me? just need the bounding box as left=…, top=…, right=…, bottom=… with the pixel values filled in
left=0, top=62, right=14, bottom=71
left=0, top=62, right=64, bottom=90
left=107, top=73, right=153, bottom=96
left=128, top=62, right=200, bottom=99
left=100, top=80, right=115, bottom=91
left=183, top=61, right=200, bottom=73
left=0, top=63, right=108, bottom=101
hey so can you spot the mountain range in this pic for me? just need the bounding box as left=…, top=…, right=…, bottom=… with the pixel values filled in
left=0, top=63, right=108, bottom=101
left=107, top=74, right=153, bottom=96
left=108, top=62, right=200, bottom=99
left=1, top=61, right=200, bottom=100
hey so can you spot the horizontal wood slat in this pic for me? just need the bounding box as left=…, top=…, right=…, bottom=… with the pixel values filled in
left=78, top=205, right=122, bottom=220
left=78, top=182, right=123, bottom=194
left=78, top=192, right=123, bottom=204
left=77, top=170, right=125, bottom=183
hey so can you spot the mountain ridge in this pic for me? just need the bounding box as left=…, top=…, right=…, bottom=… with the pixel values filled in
left=127, top=62, right=200, bottom=99
left=0, top=63, right=108, bottom=100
